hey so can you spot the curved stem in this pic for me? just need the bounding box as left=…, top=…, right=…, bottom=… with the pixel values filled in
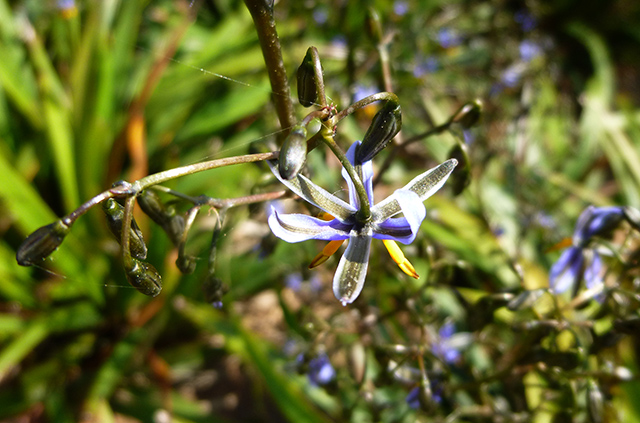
left=334, top=92, right=399, bottom=123
left=320, top=129, right=371, bottom=222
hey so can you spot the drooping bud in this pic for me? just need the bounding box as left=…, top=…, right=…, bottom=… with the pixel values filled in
left=102, top=198, right=148, bottom=260
left=176, top=251, right=196, bottom=274
left=356, top=100, right=402, bottom=163
left=203, top=276, right=229, bottom=308
left=278, top=124, right=308, bottom=180
left=297, top=47, right=321, bottom=107
left=137, top=190, right=186, bottom=246
left=124, top=258, right=162, bottom=297
left=447, top=143, right=471, bottom=195
left=449, top=99, right=483, bottom=128
left=16, top=220, right=71, bottom=266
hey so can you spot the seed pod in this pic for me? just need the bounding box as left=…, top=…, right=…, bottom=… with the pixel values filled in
left=16, top=220, right=71, bottom=266
left=102, top=198, right=148, bottom=260
left=125, top=259, right=162, bottom=297
left=447, top=143, right=470, bottom=196
left=356, top=101, right=402, bottom=163
left=297, top=48, right=320, bottom=107
left=278, top=125, right=308, bottom=180
left=449, top=99, right=483, bottom=128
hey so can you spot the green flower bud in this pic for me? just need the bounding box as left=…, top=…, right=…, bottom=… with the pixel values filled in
left=16, top=220, right=71, bottom=266
left=137, top=190, right=170, bottom=226
left=447, top=143, right=471, bottom=195
left=297, top=48, right=321, bottom=108
left=125, top=259, right=162, bottom=297
left=102, top=198, right=148, bottom=260
left=356, top=101, right=402, bottom=163
left=203, top=276, right=228, bottom=308
left=176, top=251, right=196, bottom=274
left=449, top=99, right=483, bottom=128
left=278, top=125, right=308, bottom=180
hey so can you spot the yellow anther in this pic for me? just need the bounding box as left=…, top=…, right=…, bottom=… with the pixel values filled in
left=383, top=240, right=419, bottom=279
left=309, top=239, right=344, bottom=269
left=317, top=212, right=335, bottom=221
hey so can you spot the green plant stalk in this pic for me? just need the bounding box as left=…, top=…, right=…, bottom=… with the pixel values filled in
left=319, top=128, right=371, bottom=222
left=243, top=0, right=296, bottom=135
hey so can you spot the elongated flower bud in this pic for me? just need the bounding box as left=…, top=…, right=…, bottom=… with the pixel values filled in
left=297, top=48, right=321, bottom=107
left=16, top=220, right=70, bottom=266
left=125, top=259, right=162, bottom=297
left=203, top=276, right=228, bottom=308
left=279, top=125, right=308, bottom=180
left=102, top=198, right=148, bottom=260
left=449, top=99, right=483, bottom=128
left=448, top=143, right=470, bottom=195
left=356, top=101, right=402, bottom=163
left=137, top=190, right=185, bottom=246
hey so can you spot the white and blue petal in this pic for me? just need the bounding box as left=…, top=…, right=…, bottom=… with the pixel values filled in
left=372, top=189, right=425, bottom=244
left=269, top=161, right=356, bottom=221
left=342, top=141, right=374, bottom=208
left=333, top=226, right=373, bottom=305
left=549, top=247, right=584, bottom=294
left=372, top=159, right=457, bottom=220
left=268, top=209, right=351, bottom=243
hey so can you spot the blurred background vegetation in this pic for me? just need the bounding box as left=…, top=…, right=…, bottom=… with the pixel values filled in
left=1, top=0, right=640, bottom=422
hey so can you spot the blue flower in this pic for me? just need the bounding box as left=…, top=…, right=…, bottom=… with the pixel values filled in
left=519, top=40, right=542, bottom=62
left=437, top=28, right=462, bottom=48
left=307, top=354, right=336, bottom=386
left=432, top=322, right=469, bottom=363
left=406, top=386, right=421, bottom=409
left=269, top=141, right=457, bottom=305
left=413, top=56, right=440, bottom=77
left=393, top=1, right=409, bottom=16
left=549, top=206, right=623, bottom=294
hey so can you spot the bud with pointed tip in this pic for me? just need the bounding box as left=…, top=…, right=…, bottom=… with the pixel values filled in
left=449, top=99, right=483, bottom=128
left=297, top=48, right=321, bottom=107
left=356, top=101, right=402, bottom=163
left=203, top=276, right=229, bottom=308
left=586, top=379, right=604, bottom=423
left=279, top=125, right=308, bottom=180
left=16, top=220, right=71, bottom=266
left=102, top=198, right=148, bottom=260
left=137, top=190, right=186, bottom=246
left=448, top=143, right=470, bottom=195
left=125, top=259, right=162, bottom=297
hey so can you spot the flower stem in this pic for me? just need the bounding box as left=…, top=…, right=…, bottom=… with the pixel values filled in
left=319, top=129, right=371, bottom=222
left=243, top=0, right=296, bottom=136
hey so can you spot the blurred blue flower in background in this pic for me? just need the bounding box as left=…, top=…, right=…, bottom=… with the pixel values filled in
left=519, top=40, right=542, bottom=62
left=393, top=1, right=409, bottom=16
left=514, top=10, right=537, bottom=32
left=549, top=206, right=624, bottom=294
left=413, top=56, right=440, bottom=77
left=437, top=28, right=462, bottom=48
left=285, top=272, right=303, bottom=291
left=307, top=354, right=336, bottom=386
left=432, top=322, right=465, bottom=363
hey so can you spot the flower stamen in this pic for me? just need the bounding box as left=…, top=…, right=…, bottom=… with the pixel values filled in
left=309, top=239, right=344, bottom=269
left=383, top=240, right=419, bottom=279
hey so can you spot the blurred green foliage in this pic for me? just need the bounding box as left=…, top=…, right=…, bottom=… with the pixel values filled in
left=1, top=0, right=640, bottom=422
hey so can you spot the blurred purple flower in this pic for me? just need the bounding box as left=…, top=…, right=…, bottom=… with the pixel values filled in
left=285, top=272, right=303, bottom=291
left=307, top=354, right=336, bottom=386
left=413, top=56, right=440, bottom=77
left=269, top=141, right=457, bottom=305
left=353, top=84, right=379, bottom=103
left=432, top=322, right=462, bottom=363
left=407, top=382, right=443, bottom=409
left=514, top=10, right=536, bottom=32
left=437, top=28, right=462, bottom=48
left=394, top=1, right=409, bottom=16
left=313, top=8, right=328, bottom=25
left=57, top=0, right=75, bottom=10
left=549, top=206, right=623, bottom=294
left=519, top=40, right=542, bottom=62
left=406, top=386, right=421, bottom=409
left=500, top=64, right=525, bottom=88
